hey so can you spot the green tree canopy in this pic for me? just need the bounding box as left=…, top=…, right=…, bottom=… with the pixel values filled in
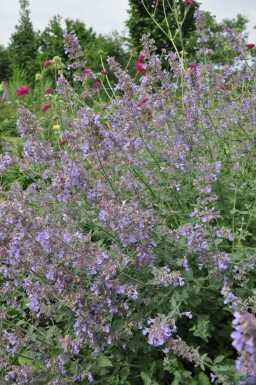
left=0, top=45, right=11, bottom=82
left=8, top=0, right=39, bottom=80
left=125, top=0, right=197, bottom=53
left=38, top=16, right=128, bottom=73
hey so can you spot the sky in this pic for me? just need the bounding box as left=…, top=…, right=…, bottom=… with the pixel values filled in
left=0, top=0, right=255, bottom=48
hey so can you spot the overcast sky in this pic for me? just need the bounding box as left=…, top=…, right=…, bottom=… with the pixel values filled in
left=1, top=0, right=255, bottom=48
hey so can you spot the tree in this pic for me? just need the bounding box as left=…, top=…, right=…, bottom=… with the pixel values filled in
left=8, top=0, right=39, bottom=80
left=37, top=15, right=65, bottom=63
left=0, top=45, right=11, bottom=82
left=125, top=0, right=197, bottom=53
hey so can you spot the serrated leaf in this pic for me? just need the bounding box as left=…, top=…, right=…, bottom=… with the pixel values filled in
left=98, top=355, right=113, bottom=368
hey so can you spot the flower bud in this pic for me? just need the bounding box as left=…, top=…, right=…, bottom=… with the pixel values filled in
left=130, top=48, right=138, bottom=57
left=52, top=56, right=62, bottom=64
left=35, top=73, right=42, bottom=81
left=223, top=46, right=231, bottom=52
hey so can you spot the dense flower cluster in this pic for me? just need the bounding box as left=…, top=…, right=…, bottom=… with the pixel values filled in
left=16, top=85, right=30, bottom=96
left=182, top=0, right=195, bottom=8
left=63, top=30, right=84, bottom=60
left=1, top=19, right=256, bottom=385
left=231, top=312, right=256, bottom=378
left=246, top=43, right=255, bottom=49
left=142, top=318, right=177, bottom=346
left=44, top=87, right=54, bottom=94
left=43, top=60, right=52, bottom=68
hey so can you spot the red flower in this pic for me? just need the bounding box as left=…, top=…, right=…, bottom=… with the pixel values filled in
left=92, top=82, right=102, bottom=89
left=59, top=140, right=67, bottom=146
left=42, top=103, right=51, bottom=112
left=100, top=69, right=109, bottom=75
left=45, top=87, right=54, bottom=94
left=138, top=53, right=146, bottom=62
left=44, top=60, right=52, bottom=69
left=137, top=98, right=148, bottom=107
left=135, top=62, right=147, bottom=74
left=188, top=63, right=198, bottom=69
left=246, top=43, right=255, bottom=49
left=182, top=0, right=195, bottom=8
left=16, top=86, right=30, bottom=96
left=82, top=68, right=92, bottom=75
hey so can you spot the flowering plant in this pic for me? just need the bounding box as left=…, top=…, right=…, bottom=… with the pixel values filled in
left=1, top=5, right=256, bottom=385
left=16, top=85, right=30, bottom=96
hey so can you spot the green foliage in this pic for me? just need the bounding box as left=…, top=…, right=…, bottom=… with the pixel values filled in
left=8, top=0, right=40, bottom=81
left=37, top=15, right=66, bottom=63
left=0, top=45, right=11, bottom=82
left=126, top=0, right=197, bottom=52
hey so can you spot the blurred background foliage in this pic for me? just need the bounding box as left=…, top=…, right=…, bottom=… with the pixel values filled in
left=0, top=0, right=250, bottom=84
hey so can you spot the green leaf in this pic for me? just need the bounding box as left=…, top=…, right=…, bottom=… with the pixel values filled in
left=140, top=371, right=152, bottom=385
left=198, top=372, right=210, bottom=385
left=98, top=355, right=113, bottom=368
left=17, top=352, right=34, bottom=366
left=190, top=316, right=212, bottom=342
left=120, top=367, right=130, bottom=383
left=171, top=377, right=180, bottom=385
left=171, top=370, right=181, bottom=385
left=214, top=355, right=225, bottom=364
left=46, top=326, right=57, bottom=339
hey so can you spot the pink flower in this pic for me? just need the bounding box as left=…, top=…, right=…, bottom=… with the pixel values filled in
left=188, top=63, right=198, bottom=69
left=42, top=103, right=51, bottom=112
left=92, top=82, right=102, bottom=89
left=44, top=60, right=52, bottom=69
left=138, top=53, right=146, bottom=62
left=45, top=87, right=54, bottom=94
left=137, top=98, right=148, bottom=107
left=182, top=0, right=195, bottom=8
left=82, top=68, right=92, bottom=75
left=135, top=62, right=147, bottom=74
left=100, top=70, right=109, bottom=75
left=246, top=43, right=255, bottom=49
left=16, top=86, right=30, bottom=96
